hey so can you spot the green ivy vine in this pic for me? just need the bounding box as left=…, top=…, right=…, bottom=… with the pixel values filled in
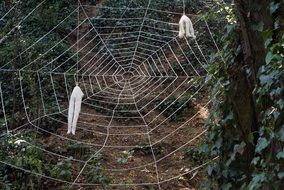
left=203, top=1, right=284, bottom=189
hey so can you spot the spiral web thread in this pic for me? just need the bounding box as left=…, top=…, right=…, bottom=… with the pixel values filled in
left=0, top=0, right=222, bottom=189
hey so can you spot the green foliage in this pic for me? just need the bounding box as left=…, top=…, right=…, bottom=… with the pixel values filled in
left=84, top=155, right=112, bottom=187
left=51, top=159, right=72, bottom=181
left=203, top=1, right=284, bottom=189
left=0, top=133, right=44, bottom=189
left=67, top=143, right=90, bottom=158
left=156, top=94, right=193, bottom=121
left=185, top=146, right=208, bottom=165
left=0, top=1, right=80, bottom=189
left=117, top=150, right=134, bottom=164
left=247, top=30, right=284, bottom=189
left=0, top=0, right=77, bottom=127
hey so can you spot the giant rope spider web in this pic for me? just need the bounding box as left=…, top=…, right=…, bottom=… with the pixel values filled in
left=0, top=0, right=222, bottom=189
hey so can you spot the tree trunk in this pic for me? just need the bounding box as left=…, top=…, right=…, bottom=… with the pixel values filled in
left=224, top=0, right=273, bottom=185
left=232, top=0, right=272, bottom=132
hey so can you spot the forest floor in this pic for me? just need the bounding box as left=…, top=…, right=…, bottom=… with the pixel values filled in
left=44, top=82, right=210, bottom=190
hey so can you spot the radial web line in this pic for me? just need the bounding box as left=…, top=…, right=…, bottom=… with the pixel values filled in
left=0, top=83, right=9, bottom=134
left=128, top=80, right=161, bottom=189
left=0, top=3, right=17, bottom=21
left=0, top=0, right=47, bottom=46
left=68, top=82, right=127, bottom=189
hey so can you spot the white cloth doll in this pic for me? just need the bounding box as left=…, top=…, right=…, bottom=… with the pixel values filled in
left=67, top=85, right=84, bottom=135
left=179, top=15, right=196, bottom=39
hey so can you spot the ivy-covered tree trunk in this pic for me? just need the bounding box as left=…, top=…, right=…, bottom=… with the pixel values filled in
left=206, top=0, right=283, bottom=189
left=226, top=0, right=273, bottom=177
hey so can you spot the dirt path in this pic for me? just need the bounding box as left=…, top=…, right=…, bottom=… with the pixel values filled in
left=44, top=76, right=209, bottom=190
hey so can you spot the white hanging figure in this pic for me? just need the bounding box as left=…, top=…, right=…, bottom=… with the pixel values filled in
left=67, top=84, right=84, bottom=135
left=178, top=15, right=196, bottom=39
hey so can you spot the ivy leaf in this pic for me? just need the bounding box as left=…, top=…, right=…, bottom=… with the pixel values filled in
left=255, top=138, right=269, bottom=153
left=264, top=34, right=272, bottom=48
left=279, top=127, right=284, bottom=141
left=207, top=164, right=214, bottom=176
left=234, top=142, right=246, bottom=155
left=269, top=2, right=280, bottom=14
left=253, top=173, right=266, bottom=182
left=205, top=74, right=211, bottom=84
left=250, top=173, right=266, bottom=188
left=251, top=156, right=260, bottom=165
left=199, top=144, right=209, bottom=153
left=277, top=99, right=284, bottom=110
left=220, top=111, right=234, bottom=126
left=276, top=150, right=284, bottom=159
left=273, top=111, right=280, bottom=121
left=221, top=183, right=232, bottom=190
left=207, top=163, right=218, bottom=176
left=259, top=74, right=273, bottom=86
left=265, top=51, right=274, bottom=64
left=278, top=172, right=284, bottom=179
